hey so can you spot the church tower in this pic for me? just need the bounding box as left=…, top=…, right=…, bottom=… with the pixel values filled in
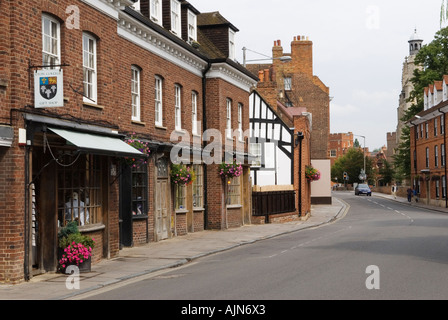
left=396, top=29, right=423, bottom=145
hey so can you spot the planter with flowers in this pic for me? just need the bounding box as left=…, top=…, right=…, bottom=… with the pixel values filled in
left=305, top=165, right=321, bottom=182
left=58, top=221, right=95, bottom=273
left=170, top=164, right=195, bottom=185
left=218, top=160, right=243, bottom=180
left=124, top=133, right=151, bottom=168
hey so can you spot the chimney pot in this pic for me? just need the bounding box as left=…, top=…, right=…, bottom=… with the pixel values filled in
left=278, top=40, right=281, bottom=46
left=258, top=70, right=264, bottom=82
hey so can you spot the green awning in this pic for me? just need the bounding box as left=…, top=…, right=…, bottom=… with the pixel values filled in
left=48, top=127, right=145, bottom=158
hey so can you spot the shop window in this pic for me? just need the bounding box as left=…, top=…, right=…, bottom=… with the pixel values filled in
left=132, top=165, right=148, bottom=215
left=227, top=176, right=241, bottom=205
left=57, top=154, right=102, bottom=227
left=192, top=164, right=203, bottom=208
left=174, top=184, right=186, bottom=210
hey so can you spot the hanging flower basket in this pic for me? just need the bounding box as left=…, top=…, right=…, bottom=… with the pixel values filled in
left=219, top=161, right=243, bottom=179
left=305, top=165, right=321, bottom=182
left=124, top=133, right=151, bottom=168
left=170, top=164, right=195, bottom=185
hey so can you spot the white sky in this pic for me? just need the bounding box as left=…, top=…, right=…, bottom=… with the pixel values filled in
left=190, top=0, right=443, bottom=150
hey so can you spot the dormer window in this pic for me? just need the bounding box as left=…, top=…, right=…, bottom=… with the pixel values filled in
left=229, top=29, right=235, bottom=60
left=171, top=0, right=181, bottom=37
left=150, top=0, right=162, bottom=25
left=188, top=10, right=197, bottom=42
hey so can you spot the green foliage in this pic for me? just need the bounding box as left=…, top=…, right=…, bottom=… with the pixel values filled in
left=57, top=221, right=79, bottom=240
left=59, top=232, right=95, bottom=249
left=170, top=164, right=195, bottom=185
left=331, top=148, right=374, bottom=184
left=378, top=159, right=395, bottom=185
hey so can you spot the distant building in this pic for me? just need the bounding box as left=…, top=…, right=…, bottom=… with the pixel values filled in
left=408, top=75, right=448, bottom=208
left=395, top=29, right=423, bottom=145
left=329, top=132, right=354, bottom=167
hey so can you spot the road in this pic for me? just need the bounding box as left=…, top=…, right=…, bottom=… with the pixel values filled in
left=80, top=191, right=448, bottom=300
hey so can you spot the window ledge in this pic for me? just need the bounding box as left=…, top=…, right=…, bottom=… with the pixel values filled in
left=175, top=209, right=188, bottom=214
left=226, top=204, right=242, bottom=209
left=155, top=125, right=167, bottom=130
left=78, top=223, right=105, bottom=233
left=132, top=214, right=148, bottom=220
left=132, top=120, right=146, bottom=126
left=83, top=102, right=104, bottom=110
left=193, top=207, right=205, bottom=212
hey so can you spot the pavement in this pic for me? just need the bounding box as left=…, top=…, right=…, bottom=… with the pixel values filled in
left=0, top=197, right=349, bottom=300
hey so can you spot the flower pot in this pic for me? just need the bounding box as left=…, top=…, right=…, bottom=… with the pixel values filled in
left=64, top=257, right=91, bottom=274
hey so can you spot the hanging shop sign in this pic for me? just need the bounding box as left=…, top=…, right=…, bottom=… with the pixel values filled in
left=34, top=69, right=64, bottom=108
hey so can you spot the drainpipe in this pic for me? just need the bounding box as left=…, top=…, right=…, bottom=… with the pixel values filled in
left=438, top=109, right=447, bottom=208
left=296, top=132, right=304, bottom=217
left=202, top=62, right=211, bottom=230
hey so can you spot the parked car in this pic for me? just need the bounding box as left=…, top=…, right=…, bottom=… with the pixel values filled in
left=355, top=184, right=372, bottom=196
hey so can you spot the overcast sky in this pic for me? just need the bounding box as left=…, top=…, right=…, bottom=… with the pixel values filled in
left=190, top=0, right=443, bottom=150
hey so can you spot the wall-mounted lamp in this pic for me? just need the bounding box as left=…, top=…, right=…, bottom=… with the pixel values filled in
left=295, top=131, right=304, bottom=147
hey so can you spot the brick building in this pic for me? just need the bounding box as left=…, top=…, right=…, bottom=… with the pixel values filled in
left=408, top=75, right=448, bottom=208
left=0, top=0, right=257, bottom=283
left=329, top=132, right=354, bottom=167
left=246, top=36, right=331, bottom=204
left=246, top=37, right=330, bottom=160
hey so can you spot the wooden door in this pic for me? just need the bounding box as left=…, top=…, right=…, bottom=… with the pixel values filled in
left=156, top=179, right=169, bottom=240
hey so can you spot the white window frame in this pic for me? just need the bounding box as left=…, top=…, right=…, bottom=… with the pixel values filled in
left=442, top=144, right=446, bottom=167
left=175, top=84, right=182, bottom=130
left=192, top=164, right=203, bottom=208
left=226, top=99, right=232, bottom=139
left=131, top=66, right=141, bottom=121
left=171, top=0, right=181, bottom=37
left=227, top=176, right=241, bottom=206
left=155, top=76, right=163, bottom=126
left=175, top=184, right=186, bottom=210
left=238, top=103, right=243, bottom=141
left=150, top=0, right=162, bottom=25
left=250, top=143, right=262, bottom=167
left=188, top=10, right=197, bottom=42
left=192, top=91, right=198, bottom=135
left=82, top=33, right=97, bottom=104
left=42, top=15, right=61, bottom=68
left=330, top=149, right=337, bottom=158
left=284, top=77, right=292, bottom=91
left=229, top=29, right=235, bottom=60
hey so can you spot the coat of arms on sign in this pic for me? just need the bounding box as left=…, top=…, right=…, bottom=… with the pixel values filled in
left=40, top=76, right=58, bottom=100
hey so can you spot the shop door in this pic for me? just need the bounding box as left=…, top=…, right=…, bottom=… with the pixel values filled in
left=119, top=164, right=133, bottom=247
left=155, top=158, right=170, bottom=241
left=155, top=179, right=169, bottom=240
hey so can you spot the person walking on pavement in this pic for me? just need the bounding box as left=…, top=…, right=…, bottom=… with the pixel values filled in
left=407, top=187, right=413, bottom=203
left=392, top=184, right=397, bottom=199
left=413, top=188, right=419, bottom=202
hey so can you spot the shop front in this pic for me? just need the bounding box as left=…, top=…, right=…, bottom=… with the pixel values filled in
left=24, top=114, right=144, bottom=277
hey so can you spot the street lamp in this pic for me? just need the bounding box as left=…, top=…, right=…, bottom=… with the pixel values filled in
left=354, top=134, right=366, bottom=181
left=242, top=47, right=292, bottom=67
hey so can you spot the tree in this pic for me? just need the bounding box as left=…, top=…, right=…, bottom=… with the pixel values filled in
left=378, top=159, right=395, bottom=185
left=394, top=27, right=448, bottom=180
left=331, top=148, right=374, bottom=185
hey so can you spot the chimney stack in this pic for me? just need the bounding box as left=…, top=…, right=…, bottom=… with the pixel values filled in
left=291, top=35, right=313, bottom=77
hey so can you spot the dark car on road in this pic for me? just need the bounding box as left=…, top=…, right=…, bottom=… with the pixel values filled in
left=355, top=184, right=372, bottom=196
